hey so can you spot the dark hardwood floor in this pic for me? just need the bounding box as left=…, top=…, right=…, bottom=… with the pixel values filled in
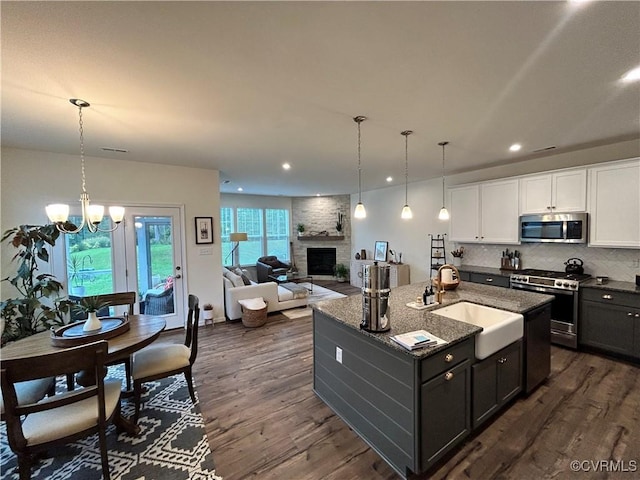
left=164, top=281, right=639, bottom=479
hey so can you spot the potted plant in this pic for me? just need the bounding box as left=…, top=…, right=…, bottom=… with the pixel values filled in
left=68, top=253, right=92, bottom=296
left=1, top=224, right=73, bottom=345
left=73, top=295, right=111, bottom=332
left=203, top=303, right=214, bottom=322
left=297, top=223, right=306, bottom=237
left=451, top=246, right=464, bottom=267
left=334, top=263, right=349, bottom=282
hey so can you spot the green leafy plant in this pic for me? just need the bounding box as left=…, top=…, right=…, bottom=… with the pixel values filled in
left=1, top=224, right=73, bottom=345
left=334, top=263, right=349, bottom=280
left=72, top=295, right=110, bottom=315
left=296, top=223, right=305, bottom=234
left=68, top=253, right=93, bottom=288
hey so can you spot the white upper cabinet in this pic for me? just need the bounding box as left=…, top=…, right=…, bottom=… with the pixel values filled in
left=449, top=185, right=481, bottom=242
left=519, top=169, right=586, bottom=214
left=588, top=159, right=640, bottom=248
left=449, top=179, right=519, bottom=244
left=481, top=180, right=520, bottom=243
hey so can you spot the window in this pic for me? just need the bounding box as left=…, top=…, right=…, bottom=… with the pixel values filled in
left=220, top=207, right=290, bottom=266
left=64, top=216, right=114, bottom=297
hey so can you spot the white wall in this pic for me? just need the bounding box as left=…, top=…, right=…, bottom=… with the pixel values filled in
left=351, top=140, right=640, bottom=283
left=1, top=148, right=224, bottom=322
left=351, top=177, right=445, bottom=283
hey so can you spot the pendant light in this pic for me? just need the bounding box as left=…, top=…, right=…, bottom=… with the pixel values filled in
left=438, top=141, right=450, bottom=221
left=46, top=99, right=125, bottom=233
left=353, top=115, right=367, bottom=219
left=400, top=130, right=413, bottom=219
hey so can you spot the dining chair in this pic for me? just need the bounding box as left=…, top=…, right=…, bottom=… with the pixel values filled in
left=0, top=340, right=122, bottom=480
left=67, top=291, right=137, bottom=391
left=0, top=377, right=56, bottom=421
left=131, top=294, right=200, bottom=423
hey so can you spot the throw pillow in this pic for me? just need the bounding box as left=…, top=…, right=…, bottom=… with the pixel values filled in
left=234, top=267, right=252, bottom=286
left=226, top=270, right=244, bottom=288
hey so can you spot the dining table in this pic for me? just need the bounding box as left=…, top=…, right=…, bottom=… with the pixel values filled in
left=1, top=314, right=166, bottom=435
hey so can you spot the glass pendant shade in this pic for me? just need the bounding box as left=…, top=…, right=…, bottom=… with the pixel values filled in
left=354, top=202, right=367, bottom=219
left=438, top=207, right=450, bottom=220
left=45, top=204, right=70, bottom=223
left=401, top=205, right=413, bottom=219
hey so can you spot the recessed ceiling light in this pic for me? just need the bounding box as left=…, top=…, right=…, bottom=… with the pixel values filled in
left=316, top=193, right=321, bottom=197
left=621, top=66, right=640, bottom=83
left=282, top=163, right=291, bottom=170
left=509, top=143, right=522, bottom=152
left=386, top=176, right=393, bottom=182
left=237, top=187, right=243, bottom=192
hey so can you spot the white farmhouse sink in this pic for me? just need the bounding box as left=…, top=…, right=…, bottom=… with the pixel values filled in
left=434, top=302, right=523, bottom=360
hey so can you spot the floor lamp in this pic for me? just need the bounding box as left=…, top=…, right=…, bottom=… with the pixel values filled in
left=225, top=232, right=248, bottom=267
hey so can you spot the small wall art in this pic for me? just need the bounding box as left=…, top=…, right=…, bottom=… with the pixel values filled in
left=374, top=241, right=388, bottom=262
left=195, top=217, right=214, bottom=244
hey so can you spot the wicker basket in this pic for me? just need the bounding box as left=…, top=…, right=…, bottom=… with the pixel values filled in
left=241, top=301, right=268, bottom=328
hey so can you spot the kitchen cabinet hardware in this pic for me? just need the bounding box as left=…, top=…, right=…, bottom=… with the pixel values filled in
left=444, top=372, right=454, bottom=381
left=445, top=353, right=453, bottom=363
left=486, top=278, right=493, bottom=282
left=602, top=294, right=613, bottom=300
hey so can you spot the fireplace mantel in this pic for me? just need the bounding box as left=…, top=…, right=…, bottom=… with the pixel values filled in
left=297, top=235, right=344, bottom=241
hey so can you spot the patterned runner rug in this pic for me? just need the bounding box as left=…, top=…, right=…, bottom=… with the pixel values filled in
left=0, top=366, right=222, bottom=480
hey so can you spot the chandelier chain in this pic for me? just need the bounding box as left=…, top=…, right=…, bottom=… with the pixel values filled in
left=357, top=120, right=362, bottom=202
left=404, top=133, right=409, bottom=203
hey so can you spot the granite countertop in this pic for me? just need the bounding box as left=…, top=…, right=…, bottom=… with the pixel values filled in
left=311, top=281, right=553, bottom=358
left=457, top=265, right=514, bottom=277
left=582, top=279, right=640, bottom=294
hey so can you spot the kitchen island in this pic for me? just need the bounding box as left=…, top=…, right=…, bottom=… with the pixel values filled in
left=312, top=281, right=553, bottom=478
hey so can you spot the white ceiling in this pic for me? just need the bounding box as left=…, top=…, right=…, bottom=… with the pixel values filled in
left=2, top=1, right=639, bottom=197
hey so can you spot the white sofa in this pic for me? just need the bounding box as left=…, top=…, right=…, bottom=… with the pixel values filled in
left=223, top=268, right=308, bottom=321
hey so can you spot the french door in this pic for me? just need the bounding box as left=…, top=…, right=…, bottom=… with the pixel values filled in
left=56, top=206, right=186, bottom=330
left=122, top=206, right=186, bottom=329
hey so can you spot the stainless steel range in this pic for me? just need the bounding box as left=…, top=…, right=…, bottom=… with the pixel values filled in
left=510, top=269, right=591, bottom=349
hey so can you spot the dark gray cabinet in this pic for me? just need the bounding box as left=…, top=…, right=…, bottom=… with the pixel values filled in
left=472, top=340, right=522, bottom=429
left=468, top=272, right=510, bottom=288
left=580, top=288, right=639, bottom=359
left=420, top=351, right=471, bottom=469
left=523, top=303, right=551, bottom=393
left=313, top=310, right=474, bottom=477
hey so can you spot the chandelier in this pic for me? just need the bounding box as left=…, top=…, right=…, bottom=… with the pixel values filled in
left=46, top=99, right=125, bottom=234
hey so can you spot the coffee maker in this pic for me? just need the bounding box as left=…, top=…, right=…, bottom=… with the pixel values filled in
left=361, top=262, right=391, bottom=332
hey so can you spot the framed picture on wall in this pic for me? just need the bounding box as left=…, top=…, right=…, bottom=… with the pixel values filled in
left=374, top=241, right=388, bottom=262
left=195, top=217, right=214, bottom=244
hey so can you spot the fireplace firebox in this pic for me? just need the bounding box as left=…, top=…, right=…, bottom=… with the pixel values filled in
left=307, top=248, right=336, bottom=275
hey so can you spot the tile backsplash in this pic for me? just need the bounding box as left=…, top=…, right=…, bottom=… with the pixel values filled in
left=455, top=243, right=640, bottom=282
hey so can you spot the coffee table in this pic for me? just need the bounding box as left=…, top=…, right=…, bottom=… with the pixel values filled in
left=269, top=273, right=314, bottom=292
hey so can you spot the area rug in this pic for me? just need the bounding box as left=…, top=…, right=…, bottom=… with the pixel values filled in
left=0, top=366, right=222, bottom=480
left=282, top=283, right=347, bottom=320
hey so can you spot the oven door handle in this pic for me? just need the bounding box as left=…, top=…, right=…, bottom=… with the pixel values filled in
left=510, top=283, right=575, bottom=296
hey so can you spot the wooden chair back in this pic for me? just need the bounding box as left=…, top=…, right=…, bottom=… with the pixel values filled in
left=186, top=294, right=200, bottom=365
left=0, top=341, right=109, bottom=451
left=97, top=291, right=136, bottom=315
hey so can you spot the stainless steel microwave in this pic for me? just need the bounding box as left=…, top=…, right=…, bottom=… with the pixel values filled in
left=519, top=212, right=588, bottom=244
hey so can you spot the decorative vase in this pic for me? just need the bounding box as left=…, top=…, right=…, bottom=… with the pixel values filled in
left=83, top=312, right=102, bottom=332
left=452, top=257, right=462, bottom=267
